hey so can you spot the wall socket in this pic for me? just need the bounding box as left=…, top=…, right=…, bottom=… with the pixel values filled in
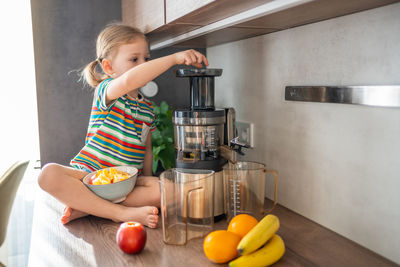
left=235, top=121, right=254, bottom=148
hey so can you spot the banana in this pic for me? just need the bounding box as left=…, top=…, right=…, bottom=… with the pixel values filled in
left=229, top=234, right=285, bottom=267
left=237, top=214, right=280, bottom=255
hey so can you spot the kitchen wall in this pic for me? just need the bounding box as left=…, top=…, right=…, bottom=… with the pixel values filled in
left=208, top=3, right=400, bottom=264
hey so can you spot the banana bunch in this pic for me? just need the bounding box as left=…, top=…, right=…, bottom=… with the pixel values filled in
left=229, top=214, right=285, bottom=267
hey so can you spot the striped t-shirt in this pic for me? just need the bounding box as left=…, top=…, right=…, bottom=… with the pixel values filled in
left=70, top=78, right=156, bottom=174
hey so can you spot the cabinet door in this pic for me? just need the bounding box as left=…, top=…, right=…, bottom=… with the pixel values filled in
left=122, top=0, right=165, bottom=33
left=165, top=0, right=215, bottom=24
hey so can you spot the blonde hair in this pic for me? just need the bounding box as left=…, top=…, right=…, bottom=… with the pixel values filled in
left=82, top=23, right=147, bottom=88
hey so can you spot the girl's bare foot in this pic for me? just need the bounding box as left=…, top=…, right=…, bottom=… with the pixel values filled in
left=120, top=206, right=159, bottom=228
left=61, top=205, right=159, bottom=228
left=61, top=206, right=89, bottom=224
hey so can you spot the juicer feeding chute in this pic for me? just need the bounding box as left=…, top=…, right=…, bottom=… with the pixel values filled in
left=176, top=68, right=222, bottom=110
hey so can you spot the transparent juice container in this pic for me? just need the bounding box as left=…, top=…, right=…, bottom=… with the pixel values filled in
left=159, top=168, right=214, bottom=245
left=223, top=161, right=278, bottom=221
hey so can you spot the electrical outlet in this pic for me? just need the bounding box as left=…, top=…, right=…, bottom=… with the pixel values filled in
left=235, top=121, right=254, bottom=148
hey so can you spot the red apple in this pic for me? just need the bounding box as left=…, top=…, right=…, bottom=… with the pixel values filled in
left=116, top=222, right=147, bottom=254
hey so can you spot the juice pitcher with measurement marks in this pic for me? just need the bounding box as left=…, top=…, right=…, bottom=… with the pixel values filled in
left=223, top=161, right=278, bottom=221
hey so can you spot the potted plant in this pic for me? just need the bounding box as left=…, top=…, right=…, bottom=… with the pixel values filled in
left=151, top=101, right=175, bottom=175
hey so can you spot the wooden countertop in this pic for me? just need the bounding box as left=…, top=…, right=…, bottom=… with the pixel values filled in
left=28, top=189, right=398, bottom=267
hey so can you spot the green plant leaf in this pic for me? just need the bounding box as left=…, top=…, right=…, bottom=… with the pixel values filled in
left=151, top=101, right=175, bottom=175
left=160, top=101, right=169, bottom=114
left=166, top=109, right=172, bottom=119
left=152, top=129, right=163, bottom=146
left=152, top=158, right=159, bottom=174
left=153, top=144, right=166, bottom=156
left=159, top=147, right=175, bottom=170
left=153, top=105, right=160, bottom=115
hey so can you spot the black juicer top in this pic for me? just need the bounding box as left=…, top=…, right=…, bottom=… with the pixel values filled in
left=176, top=68, right=222, bottom=110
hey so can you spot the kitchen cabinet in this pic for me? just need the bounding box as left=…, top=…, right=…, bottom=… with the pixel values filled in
left=165, top=0, right=215, bottom=24
left=122, top=0, right=399, bottom=50
left=122, top=0, right=274, bottom=47
left=121, top=0, right=164, bottom=33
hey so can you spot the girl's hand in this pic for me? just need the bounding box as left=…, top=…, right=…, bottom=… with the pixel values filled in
left=174, top=49, right=209, bottom=68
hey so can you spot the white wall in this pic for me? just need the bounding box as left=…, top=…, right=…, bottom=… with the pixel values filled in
left=0, top=0, right=39, bottom=171
left=208, top=3, right=400, bottom=264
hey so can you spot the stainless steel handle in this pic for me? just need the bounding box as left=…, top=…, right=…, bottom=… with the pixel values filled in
left=285, top=86, right=400, bottom=108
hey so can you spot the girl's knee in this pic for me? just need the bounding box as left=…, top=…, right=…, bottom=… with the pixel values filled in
left=141, top=179, right=161, bottom=206
left=38, top=163, right=61, bottom=191
left=151, top=183, right=161, bottom=207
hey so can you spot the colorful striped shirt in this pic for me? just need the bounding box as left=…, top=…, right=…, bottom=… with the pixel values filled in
left=70, top=78, right=156, bottom=174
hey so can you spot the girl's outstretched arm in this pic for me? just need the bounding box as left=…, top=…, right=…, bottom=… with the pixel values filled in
left=106, top=49, right=208, bottom=102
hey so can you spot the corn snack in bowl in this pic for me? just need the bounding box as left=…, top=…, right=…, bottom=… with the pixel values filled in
left=82, top=166, right=138, bottom=203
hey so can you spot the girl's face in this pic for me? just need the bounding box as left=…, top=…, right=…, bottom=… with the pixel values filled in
left=110, top=37, right=150, bottom=77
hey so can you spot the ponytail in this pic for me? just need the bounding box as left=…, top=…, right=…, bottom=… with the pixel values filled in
left=81, top=59, right=109, bottom=88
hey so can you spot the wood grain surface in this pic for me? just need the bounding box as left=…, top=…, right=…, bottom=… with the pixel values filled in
left=121, top=0, right=165, bottom=33
left=165, top=0, right=215, bottom=24
left=28, top=189, right=398, bottom=267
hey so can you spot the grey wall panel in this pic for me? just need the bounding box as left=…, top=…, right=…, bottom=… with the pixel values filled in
left=31, top=0, right=122, bottom=166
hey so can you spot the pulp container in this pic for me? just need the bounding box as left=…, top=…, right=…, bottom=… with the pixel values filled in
left=160, top=168, right=214, bottom=245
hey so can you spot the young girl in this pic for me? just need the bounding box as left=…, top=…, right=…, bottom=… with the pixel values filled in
left=38, top=23, right=208, bottom=228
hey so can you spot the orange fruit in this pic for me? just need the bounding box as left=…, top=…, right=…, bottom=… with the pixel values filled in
left=227, top=214, right=258, bottom=238
left=203, top=230, right=241, bottom=263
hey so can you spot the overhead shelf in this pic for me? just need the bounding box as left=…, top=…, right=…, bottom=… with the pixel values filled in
left=146, top=0, right=399, bottom=50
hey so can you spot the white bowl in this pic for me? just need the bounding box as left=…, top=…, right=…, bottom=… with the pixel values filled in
left=82, top=166, right=138, bottom=203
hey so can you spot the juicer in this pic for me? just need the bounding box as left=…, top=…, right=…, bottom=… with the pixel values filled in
left=172, top=68, right=247, bottom=220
